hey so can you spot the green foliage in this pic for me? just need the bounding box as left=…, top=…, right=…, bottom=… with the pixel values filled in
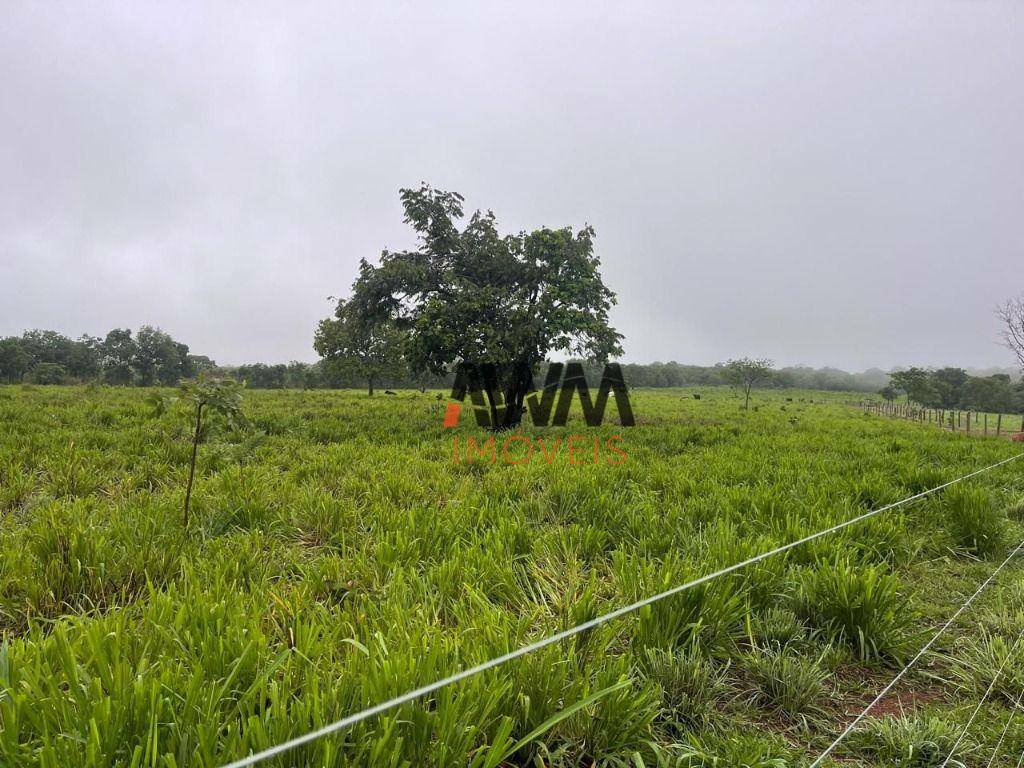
left=25, top=362, right=66, bottom=384
left=642, top=646, right=728, bottom=729
left=677, top=732, right=790, bottom=767
left=0, top=337, right=31, bottom=383
left=314, top=297, right=407, bottom=395
left=888, top=363, right=1024, bottom=412
left=100, top=327, right=136, bottom=385
left=331, top=184, right=623, bottom=427
left=744, top=646, right=828, bottom=716
left=0, top=327, right=204, bottom=387
left=180, top=376, right=247, bottom=431
left=722, top=358, right=774, bottom=410
left=846, top=713, right=965, bottom=767
left=134, top=325, right=192, bottom=386
left=947, top=629, right=1024, bottom=705
left=890, top=367, right=934, bottom=404
left=797, top=560, right=911, bottom=660
left=176, top=376, right=247, bottom=527
left=0, top=385, right=1022, bottom=766
left=942, top=486, right=1007, bottom=558
left=749, top=607, right=807, bottom=649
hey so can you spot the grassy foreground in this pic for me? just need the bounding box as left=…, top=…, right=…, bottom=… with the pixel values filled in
left=1, top=385, right=1023, bottom=767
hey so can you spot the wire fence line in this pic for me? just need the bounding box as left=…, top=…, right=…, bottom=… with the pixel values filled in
left=940, top=625, right=1024, bottom=768
left=223, top=452, right=1024, bottom=768
left=809, top=535, right=1024, bottom=768
left=987, top=685, right=1024, bottom=768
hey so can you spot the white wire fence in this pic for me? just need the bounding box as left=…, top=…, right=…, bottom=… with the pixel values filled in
left=939, top=624, right=1024, bottom=768
left=809, top=536, right=1024, bottom=767
left=223, top=452, right=1024, bottom=768
left=986, top=685, right=1024, bottom=768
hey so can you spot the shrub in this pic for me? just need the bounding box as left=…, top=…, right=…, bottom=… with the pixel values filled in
left=947, top=630, right=1024, bottom=704
left=943, top=486, right=1006, bottom=558
left=749, top=607, right=806, bottom=649
left=678, top=732, right=789, bottom=768
left=744, top=647, right=827, bottom=717
left=797, top=561, right=910, bottom=660
left=560, top=667, right=662, bottom=765
left=846, top=713, right=964, bottom=767
left=27, top=363, right=67, bottom=385
left=641, top=646, right=728, bottom=729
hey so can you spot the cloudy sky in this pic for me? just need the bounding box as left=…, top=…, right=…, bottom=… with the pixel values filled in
left=2, top=2, right=1021, bottom=370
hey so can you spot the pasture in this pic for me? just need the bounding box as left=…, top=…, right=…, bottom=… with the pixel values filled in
left=1, top=384, right=1023, bottom=767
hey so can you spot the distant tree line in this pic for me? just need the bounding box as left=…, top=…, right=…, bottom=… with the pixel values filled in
left=5, top=328, right=1021, bottom=412
left=0, top=327, right=215, bottom=385
left=228, top=359, right=897, bottom=394
left=224, top=361, right=449, bottom=391
left=883, top=367, right=1024, bottom=414
left=613, top=362, right=892, bottom=393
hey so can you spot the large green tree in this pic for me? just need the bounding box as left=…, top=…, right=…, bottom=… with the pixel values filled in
left=101, top=329, right=137, bottom=385
left=135, top=325, right=191, bottom=386
left=889, top=367, right=933, bottom=405
left=0, top=338, right=30, bottom=383
left=12, top=330, right=101, bottom=381
left=929, top=367, right=969, bottom=408
left=314, top=297, right=406, bottom=396
left=332, top=184, right=622, bottom=427
left=962, top=374, right=1018, bottom=413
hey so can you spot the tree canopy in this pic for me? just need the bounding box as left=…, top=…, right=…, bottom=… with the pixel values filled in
left=888, top=367, right=932, bottom=404
left=722, top=357, right=774, bottom=410
left=328, top=184, right=622, bottom=427
left=314, top=298, right=406, bottom=395
left=888, top=365, right=1023, bottom=413
left=0, top=326, right=206, bottom=386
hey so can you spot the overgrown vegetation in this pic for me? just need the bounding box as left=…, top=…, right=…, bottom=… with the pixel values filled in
left=885, top=366, right=1024, bottom=414
left=0, top=386, right=1022, bottom=766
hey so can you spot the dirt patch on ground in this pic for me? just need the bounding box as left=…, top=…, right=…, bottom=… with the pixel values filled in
left=827, top=665, right=948, bottom=725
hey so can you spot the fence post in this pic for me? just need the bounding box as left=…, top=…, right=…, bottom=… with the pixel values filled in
left=984, top=413, right=988, bottom=436
left=967, top=412, right=971, bottom=434
left=997, top=413, right=1002, bottom=436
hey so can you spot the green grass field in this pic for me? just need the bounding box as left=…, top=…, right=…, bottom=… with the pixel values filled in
left=2, top=385, right=1024, bottom=767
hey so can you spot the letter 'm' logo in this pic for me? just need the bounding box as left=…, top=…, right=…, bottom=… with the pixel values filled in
left=444, top=362, right=634, bottom=428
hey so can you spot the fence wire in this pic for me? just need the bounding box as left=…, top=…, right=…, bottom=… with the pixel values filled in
left=224, top=452, right=1024, bottom=768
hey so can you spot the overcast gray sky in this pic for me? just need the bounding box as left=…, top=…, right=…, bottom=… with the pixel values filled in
left=2, top=2, right=1021, bottom=370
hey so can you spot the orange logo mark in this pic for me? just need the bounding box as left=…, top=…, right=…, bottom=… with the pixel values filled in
left=443, top=402, right=462, bottom=428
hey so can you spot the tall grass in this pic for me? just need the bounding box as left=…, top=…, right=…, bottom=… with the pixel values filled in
left=942, top=486, right=1007, bottom=558
left=796, top=560, right=911, bottom=661
left=0, top=385, right=1021, bottom=765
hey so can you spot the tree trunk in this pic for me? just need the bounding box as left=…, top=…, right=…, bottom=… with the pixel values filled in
left=183, top=402, right=203, bottom=528
left=477, top=361, right=533, bottom=431
left=368, top=376, right=374, bottom=396
left=500, top=384, right=526, bottom=429
left=498, top=360, right=533, bottom=429
left=744, top=384, right=751, bottom=410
